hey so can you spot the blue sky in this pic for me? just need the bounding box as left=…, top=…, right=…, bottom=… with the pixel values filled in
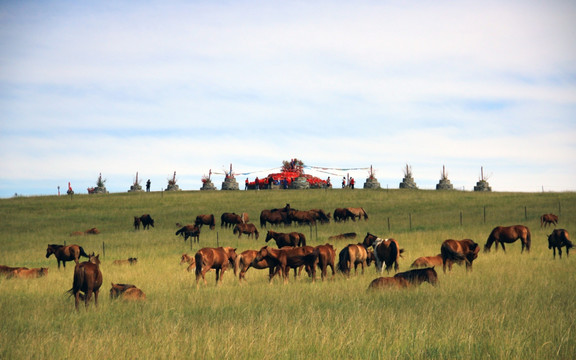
left=1, top=0, right=575, bottom=197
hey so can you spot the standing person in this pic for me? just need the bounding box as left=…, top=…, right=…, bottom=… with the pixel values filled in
left=245, top=178, right=249, bottom=190
left=350, top=177, right=355, bottom=189
left=146, top=179, right=151, bottom=192
left=326, top=177, right=332, bottom=188
left=342, top=177, right=346, bottom=189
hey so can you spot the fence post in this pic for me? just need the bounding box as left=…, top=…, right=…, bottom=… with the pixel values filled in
left=409, top=213, right=412, bottom=231
left=525, top=206, right=527, bottom=220
left=217, top=232, right=219, bottom=247
left=102, top=241, right=105, bottom=259
left=387, top=217, right=391, bottom=232
left=460, top=211, right=463, bottom=226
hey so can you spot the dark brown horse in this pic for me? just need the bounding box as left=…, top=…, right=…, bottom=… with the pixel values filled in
left=368, top=276, right=409, bottom=289
left=363, top=233, right=403, bottom=274
left=136, top=214, right=154, bottom=230
left=548, top=229, right=572, bottom=259
left=313, top=244, right=336, bottom=281
left=234, top=249, right=277, bottom=282
left=265, top=230, right=305, bottom=248
left=259, top=209, right=290, bottom=227
left=254, top=246, right=316, bottom=283
left=68, top=254, right=103, bottom=310
left=309, top=209, right=331, bottom=224
left=195, top=214, right=216, bottom=230
left=110, top=283, right=146, bottom=300
left=221, top=212, right=242, bottom=228
left=288, top=209, right=317, bottom=226
left=441, top=239, right=480, bottom=273
left=195, top=247, right=237, bottom=285
left=410, top=254, right=443, bottom=268
left=541, top=213, right=559, bottom=228
left=337, top=243, right=372, bottom=276
left=233, top=223, right=259, bottom=239
left=484, top=225, right=531, bottom=253
left=46, top=244, right=90, bottom=269
left=175, top=224, right=200, bottom=243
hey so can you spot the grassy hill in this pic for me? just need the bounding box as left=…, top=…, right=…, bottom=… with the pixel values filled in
left=1, top=189, right=575, bottom=359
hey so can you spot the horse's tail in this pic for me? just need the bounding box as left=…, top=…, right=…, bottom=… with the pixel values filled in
left=78, top=246, right=89, bottom=259
left=337, top=247, right=349, bottom=273
left=484, top=231, right=496, bottom=252
left=233, top=254, right=242, bottom=277
left=260, top=213, right=267, bottom=228
left=525, top=227, right=531, bottom=251
left=194, top=252, right=203, bottom=276
left=362, top=208, right=368, bottom=220
left=441, top=242, right=466, bottom=262
left=298, top=233, right=307, bottom=246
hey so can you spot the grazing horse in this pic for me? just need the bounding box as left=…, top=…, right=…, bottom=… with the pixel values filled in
left=221, top=213, right=242, bottom=228
left=195, top=214, right=216, bottom=230
left=110, top=283, right=146, bottom=300
left=484, top=225, right=531, bottom=253
left=260, top=209, right=290, bottom=228
left=363, top=233, right=403, bottom=274
left=137, top=214, right=155, bottom=230
left=337, top=243, right=372, bottom=276
left=112, top=258, right=138, bottom=265
left=68, top=254, right=103, bottom=310
left=309, top=209, right=331, bottom=224
left=548, top=229, right=573, bottom=259
left=333, top=208, right=353, bottom=222
left=195, top=247, right=237, bottom=285
left=8, top=267, right=49, bottom=279
left=233, top=223, right=260, bottom=239
left=46, top=244, right=90, bottom=269
left=313, top=244, right=336, bottom=281
left=254, top=246, right=316, bottom=283
left=175, top=225, right=200, bottom=243
left=410, top=254, right=443, bottom=268
left=441, top=239, right=480, bottom=273
left=234, top=249, right=277, bottom=282
left=347, top=207, right=368, bottom=221
left=288, top=209, right=317, bottom=226
left=541, top=213, right=559, bottom=228
left=265, top=230, right=302, bottom=248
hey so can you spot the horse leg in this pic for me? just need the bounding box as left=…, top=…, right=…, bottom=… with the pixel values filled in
left=500, top=242, right=506, bottom=252
left=552, top=247, right=556, bottom=259
left=442, top=259, right=447, bottom=274
left=94, top=290, right=99, bottom=307
left=84, top=290, right=93, bottom=309
left=558, top=247, right=563, bottom=259
left=215, top=268, right=221, bottom=284
left=74, top=292, right=81, bottom=311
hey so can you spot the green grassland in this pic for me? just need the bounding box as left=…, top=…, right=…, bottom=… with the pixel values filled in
left=1, top=189, right=575, bottom=359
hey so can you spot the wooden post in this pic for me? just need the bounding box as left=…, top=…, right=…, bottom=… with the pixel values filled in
left=525, top=206, right=527, bottom=220
left=387, top=217, right=391, bottom=232
left=409, top=213, right=412, bottom=231
left=217, top=232, right=219, bottom=247
left=102, top=242, right=105, bottom=259
left=460, top=211, right=463, bottom=226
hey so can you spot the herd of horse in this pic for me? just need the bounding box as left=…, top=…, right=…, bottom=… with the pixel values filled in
left=2, top=207, right=571, bottom=310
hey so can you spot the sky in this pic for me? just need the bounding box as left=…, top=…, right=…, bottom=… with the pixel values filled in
left=1, top=0, right=575, bottom=197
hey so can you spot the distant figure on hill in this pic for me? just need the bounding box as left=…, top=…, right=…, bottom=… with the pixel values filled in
left=146, top=179, right=151, bottom=192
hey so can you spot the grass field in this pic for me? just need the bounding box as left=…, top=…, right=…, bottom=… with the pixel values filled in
left=1, top=189, right=575, bottom=359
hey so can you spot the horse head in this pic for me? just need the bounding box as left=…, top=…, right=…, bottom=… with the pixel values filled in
left=265, top=231, right=274, bottom=242
left=88, top=253, right=101, bottom=265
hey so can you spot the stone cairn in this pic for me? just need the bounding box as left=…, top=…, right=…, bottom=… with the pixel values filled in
left=474, top=167, right=492, bottom=192
left=363, top=166, right=381, bottom=189
left=220, top=164, right=239, bottom=190
left=436, top=165, right=454, bottom=190
left=290, top=176, right=311, bottom=189
left=128, top=172, right=143, bottom=192
left=399, top=164, right=418, bottom=189
left=89, top=173, right=108, bottom=194
left=165, top=171, right=181, bottom=191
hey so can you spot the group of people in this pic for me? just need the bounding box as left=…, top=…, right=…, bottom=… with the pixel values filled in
left=341, top=177, right=355, bottom=189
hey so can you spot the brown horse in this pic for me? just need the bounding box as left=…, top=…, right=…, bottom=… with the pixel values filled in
left=309, top=209, right=331, bottom=224
left=70, top=228, right=100, bottom=236
left=254, top=246, right=316, bottom=283
left=0, top=265, right=21, bottom=277
left=313, top=244, right=336, bottom=281
left=410, top=254, right=443, bottom=268
left=484, top=225, right=531, bottom=253
left=441, top=239, right=480, bottom=273
left=548, top=229, right=572, bottom=259
left=368, top=276, right=409, bottom=289
left=234, top=249, right=277, bottom=282
left=337, top=243, right=372, bottom=276
left=195, top=214, right=216, bottom=230
left=541, top=213, right=559, bottom=228
left=112, top=258, right=138, bottom=265
left=110, top=283, right=146, bottom=300
left=221, top=212, right=242, bottom=228
left=265, top=230, right=304, bottom=248
left=347, top=207, right=368, bottom=221
left=180, top=253, right=196, bottom=271
left=328, top=232, right=357, bottom=241
left=333, top=208, right=350, bottom=222
left=137, top=214, right=154, bottom=230
left=363, top=233, right=403, bottom=274
left=233, top=223, right=260, bottom=239
left=288, top=209, right=317, bottom=226
left=395, top=267, right=438, bottom=286
left=195, top=247, right=237, bottom=285
left=175, top=224, right=200, bottom=243
left=68, top=254, right=103, bottom=310
left=260, top=206, right=291, bottom=227
left=46, top=244, right=90, bottom=269
left=8, top=267, right=49, bottom=279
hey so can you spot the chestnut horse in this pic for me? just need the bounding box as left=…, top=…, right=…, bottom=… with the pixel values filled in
left=175, top=224, right=200, bottom=243
left=484, top=225, right=531, bottom=253
left=8, top=267, right=49, bottom=279
left=441, top=239, right=479, bottom=273
left=265, top=230, right=305, bottom=248
left=180, top=253, right=196, bottom=272
left=46, top=244, right=90, bottom=269
left=548, top=229, right=572, bottom=259
left=254, top=246, right=316, bottom=283
left=337, top=243, right=372, bottom=276
left=410, top=254, right=443, bottom=268
left=110, top=283, right=146, bottom=300
left=68, top=254, right=103, bottom=310
left=234, top=249, right=277, bottom=282
left=233, top=223, right=259, bottom=239
left=195, top=214, right=216, bottom=230
left=195, top=247, right=237, bottom=285
left=541, top=213, right=559, bottom=228
left=363, top=233, right=403, bottom=274
left=313, top=244, right=336, bottom=281
left=368, top=267, right=438, bottom=290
